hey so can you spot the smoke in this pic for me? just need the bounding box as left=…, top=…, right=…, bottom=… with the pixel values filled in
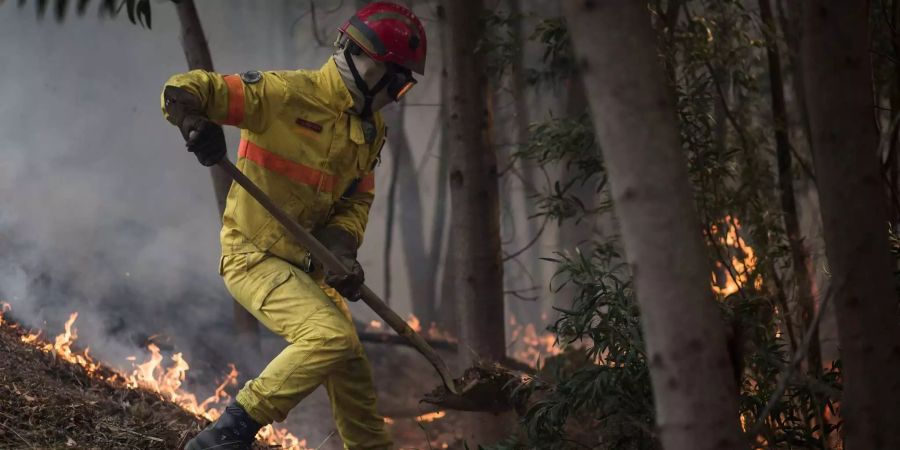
left=0, top=3, right=380, bottom=446
left=0, top=2, right=521, bottom=447
left=0, top=3, right=298, bottom=373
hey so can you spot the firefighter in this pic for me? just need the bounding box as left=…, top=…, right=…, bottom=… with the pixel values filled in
left=161, top=3, right=426, bottom=449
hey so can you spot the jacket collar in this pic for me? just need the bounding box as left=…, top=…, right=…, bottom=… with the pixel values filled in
left=318, top=56, right=355, bottom=114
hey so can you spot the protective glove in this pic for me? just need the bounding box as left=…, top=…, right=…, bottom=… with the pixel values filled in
left=313, top=227, right=364, bottom=301
left=183, top=116, right=227, bottom=167
left=163, top=86, right=226, bottom=167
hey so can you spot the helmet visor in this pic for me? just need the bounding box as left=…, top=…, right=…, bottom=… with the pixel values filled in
left=387, top=65, right=417, bottom=101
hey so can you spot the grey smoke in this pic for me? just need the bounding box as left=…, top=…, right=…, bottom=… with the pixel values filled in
left=0, top=1, right=561, bottom=447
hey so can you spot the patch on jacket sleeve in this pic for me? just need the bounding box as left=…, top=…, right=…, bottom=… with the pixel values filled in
left=240, top=70, right=262, bottom=84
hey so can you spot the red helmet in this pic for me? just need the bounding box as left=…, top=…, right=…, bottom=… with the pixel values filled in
left=339, top=2, right=427, bottom=75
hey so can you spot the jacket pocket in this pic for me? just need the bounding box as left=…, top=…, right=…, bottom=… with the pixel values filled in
left=251, top=266, right=292, bottom=310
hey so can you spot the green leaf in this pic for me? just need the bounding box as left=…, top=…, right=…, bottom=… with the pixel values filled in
left=53, top=0, right=66, bottom=21
left=136, top=0, right=149, bottom=28
left=36, top=0, right=48, bottom=18
left=125, top=0, right=135, bottom=23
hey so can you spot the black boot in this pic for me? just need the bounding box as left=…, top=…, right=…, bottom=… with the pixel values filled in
left=185, top=402, right=262, bottom=450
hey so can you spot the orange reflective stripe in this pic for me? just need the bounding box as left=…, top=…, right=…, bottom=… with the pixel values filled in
left=238, top=140, right=335, bottom=192
left=357, top=173, right=375, bottom=193
left=223, top=75, right=245, bottom=126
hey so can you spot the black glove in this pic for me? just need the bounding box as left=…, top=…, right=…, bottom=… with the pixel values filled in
left=183, top=116, right=226, bottom=167
left=163, top=86, right=226, bottom=167
left=313, top=227, right=364, bottom=301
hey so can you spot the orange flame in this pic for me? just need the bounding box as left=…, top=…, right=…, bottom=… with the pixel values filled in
left=2, top=306, right=308, bottom=449
left=710, top=216, right=762, bottom=296
left=508, top=315, right=561, bottom=367
left=406, top=314, right=421, bottom=333
left=0, top=302, right=10, bottom=326
left=414, top=410, right=446, bottom=423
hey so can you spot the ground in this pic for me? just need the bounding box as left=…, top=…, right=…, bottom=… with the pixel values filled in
left=0, top=318, right=280, bottom=450
left=0, top=311, right=470, bottom=450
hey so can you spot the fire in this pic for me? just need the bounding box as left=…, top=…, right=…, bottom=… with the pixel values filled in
left=0, top=302, right=9, bottom=326
left=508, top=315, right=561, bottom=367
left=0, top=305, right=308, bottom=449
left=414, top=410, right=446, bottom=423
left=710, top=216, right=763, bottom=296
left=367, top=315, right=458, bottom=343
left=426, top=321, right=457, bottom=342
left=406, top=314, right=421, bottom=332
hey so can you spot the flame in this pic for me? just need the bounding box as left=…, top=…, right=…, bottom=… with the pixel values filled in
left=366, top=315, right=457, bottom=346
left=0, top=302, right=10, bottom=326
left=414, top=410, right=446, bottom=423
left=508, top=315, right=561, bottom=367
left=406, top=314, right=421, bottom=333
left=710, top=216, right=762, bottom=296
left=1, top=305, right=308, bottom=449
left=426, top=321, right=457, bottom=342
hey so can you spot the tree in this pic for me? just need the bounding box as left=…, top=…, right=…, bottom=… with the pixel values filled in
left=757, top=0, right=820, bottom=372
left=800, top=2, right=900, bottom=447
left=443, top=0, right=510, bottom=444
left=10, top=0, right=260, bottom=356
left=381, top=103, right=435, bottom=323
left=172, top=0, right=260, bottom=353
left=561, top=1, right=743, bottom=449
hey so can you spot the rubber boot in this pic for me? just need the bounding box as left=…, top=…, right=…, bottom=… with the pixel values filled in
left=185, top=402, right=262, bottom=450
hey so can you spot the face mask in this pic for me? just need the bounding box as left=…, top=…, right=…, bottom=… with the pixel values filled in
left=333, top=37, right=416, bottom=117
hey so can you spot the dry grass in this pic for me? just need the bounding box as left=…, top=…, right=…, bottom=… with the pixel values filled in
left=0, top=320, right=276, bottom=450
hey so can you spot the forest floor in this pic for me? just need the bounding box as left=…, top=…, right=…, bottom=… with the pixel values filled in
left=0, top=316, right=272, bottom=450
left=0, top=311, right=466, bottom=450
left=0, top=315, right=194, bottom=449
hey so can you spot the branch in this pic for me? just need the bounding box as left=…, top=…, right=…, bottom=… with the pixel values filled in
left=308, top=0, right=327, bottom=47
left=503, top=287, right=541, bottom=302
left=356, top=331, right=458, bottom=351
left=502, top=216, right=548, bottom=261
left=746, top=284, right=833, bottom=438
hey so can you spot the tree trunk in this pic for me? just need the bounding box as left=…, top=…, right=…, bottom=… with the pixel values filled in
left=562, top=2, right=743, bottom=449
left=381, top=104, right=434, bottom=323
left=758, top=0, right=820, bottom=372
left=434, top=3, right=456, bottom=334
left=505, top=0, right=540, bottom=325
left=433, top=111, right=454, bottom=331
left=890, top=0, right=900, bottom=227
left=443, top=0, right=509, bottom=444
left=777, top=0, right=815, bottom=155
left=174, top=0, right=259, bottom=349
left=758, top=1, right=829, bottom=444
left=800, top=2, right=900, bottom=448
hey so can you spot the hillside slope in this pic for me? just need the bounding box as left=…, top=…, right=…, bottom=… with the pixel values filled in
left=0, top=317, right=273, bottom=450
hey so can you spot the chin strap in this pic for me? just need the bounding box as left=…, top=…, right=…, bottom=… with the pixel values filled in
left=344, top=45, right=390, bottom=118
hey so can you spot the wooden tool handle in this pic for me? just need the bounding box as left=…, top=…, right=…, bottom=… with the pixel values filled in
left=217, top=158, right=459, bottom=394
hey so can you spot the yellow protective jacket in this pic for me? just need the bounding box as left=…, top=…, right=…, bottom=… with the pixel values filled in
left=162, top=58, right=385, bottom=268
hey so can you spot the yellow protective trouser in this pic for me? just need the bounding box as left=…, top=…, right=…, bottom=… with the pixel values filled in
left=220, top=251, right=392, bottom=450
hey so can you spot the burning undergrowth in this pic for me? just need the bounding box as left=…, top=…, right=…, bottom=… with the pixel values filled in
left=0, top=304, right=306, bottom=449
left=0, top=297, right=564, bottom=449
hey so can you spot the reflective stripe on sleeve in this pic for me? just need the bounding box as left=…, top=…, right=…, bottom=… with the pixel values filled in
left=238, top=140, right=336, bottom=193
left=223, top=75, right=245, bottom=126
